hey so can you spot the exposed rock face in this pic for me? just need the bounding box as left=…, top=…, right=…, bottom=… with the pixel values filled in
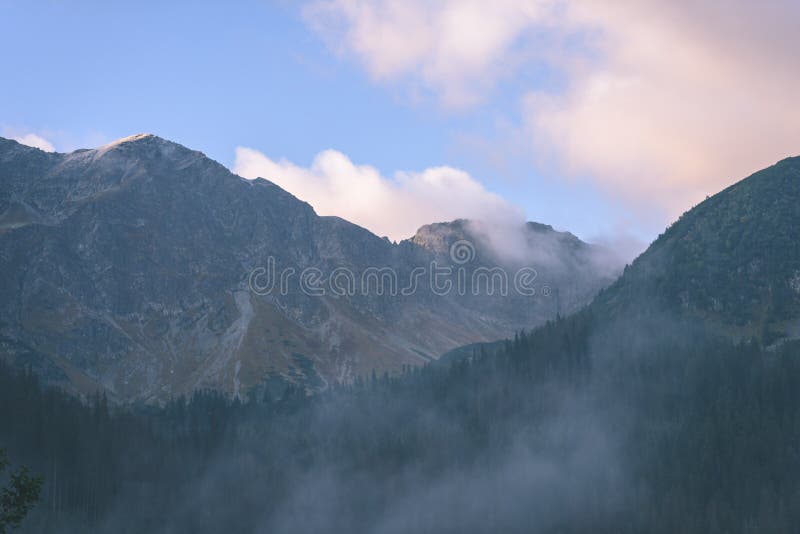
left=0, top=135, right=621, bottom=401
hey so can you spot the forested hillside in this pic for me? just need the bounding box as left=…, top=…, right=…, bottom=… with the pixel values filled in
left=4, top=313, right=800, bottom=533
left=596, top=156, right=800, bottom=343
left=3, top=147, right=800, bottom=533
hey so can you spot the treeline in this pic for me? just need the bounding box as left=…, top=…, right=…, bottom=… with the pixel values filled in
left=3, top=313, right=800, bottom=532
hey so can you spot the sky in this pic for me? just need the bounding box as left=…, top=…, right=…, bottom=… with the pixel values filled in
left=2, top=0, right=799, bottom=257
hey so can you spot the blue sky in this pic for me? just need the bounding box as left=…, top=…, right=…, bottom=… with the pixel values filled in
left=3, top=1, right=797, bottom=254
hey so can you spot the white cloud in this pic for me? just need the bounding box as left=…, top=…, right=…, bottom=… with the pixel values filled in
left=303, top=0, right=558, bottom=108
left=10, top=133, right=55, bottom=152
left=233, top=146, right=521, bottom=241
left=304, top=0, right=800, bottom=219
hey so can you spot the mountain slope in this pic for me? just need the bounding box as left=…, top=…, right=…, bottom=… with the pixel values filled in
left=4, top=146, right=800, bottom=533
left=594, top=155, right=800, bottom=343
left=0, top=135, right=620, bottom=401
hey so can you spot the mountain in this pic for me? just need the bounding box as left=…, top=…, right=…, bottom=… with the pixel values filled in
left=0, top=134, right=620, bottom=402
left=593, top=155, right=800, bottom=344
left=4, top=147, right=800, bottom=533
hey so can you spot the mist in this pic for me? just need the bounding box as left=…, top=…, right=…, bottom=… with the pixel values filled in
left=463, top=217, right=628, bottom=282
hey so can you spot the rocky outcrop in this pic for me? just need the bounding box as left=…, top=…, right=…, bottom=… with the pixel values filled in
left=0, top=135, right=621, bottom=402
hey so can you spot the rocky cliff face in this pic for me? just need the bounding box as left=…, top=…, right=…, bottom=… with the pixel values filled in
left=0, top=134, right=621, bottom=401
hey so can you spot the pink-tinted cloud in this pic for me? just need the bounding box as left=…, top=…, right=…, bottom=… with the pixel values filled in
left=304, top=0, right=800, bottom=218
left=526, top=0, right=800, bottom=215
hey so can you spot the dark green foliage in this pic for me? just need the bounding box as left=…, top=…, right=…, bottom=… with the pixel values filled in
left=596, top=156, right=800, bottom=340
left=0, top=448, right=42, bottom=533
left=3, top=313, right=800, bottom=532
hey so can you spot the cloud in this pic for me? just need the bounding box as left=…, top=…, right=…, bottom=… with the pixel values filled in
left=303, top=0, right=800, bottom=219
left=303, top=0, right=559, bottom=108
left=525, top=0, right=800, bottom=215
left=9, top=133, right=55, bottom=152
left=3, top=126, right=113, bottom=154
left=234, top=147, right=521, bottom=241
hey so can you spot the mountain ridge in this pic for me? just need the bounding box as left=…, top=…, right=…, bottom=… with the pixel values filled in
left=0, top=134, right=620, bottom=402
left=591, top=154, right=800, bottom=344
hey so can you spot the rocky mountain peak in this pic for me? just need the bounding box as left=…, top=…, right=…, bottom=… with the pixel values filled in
left=409, top=217, right=594, bottom=266
left=409, top=219, right=472, bottom=254
left=0, top=134, right=621, bottom=402
left=101, top=133, right=158, bottom=146
left=88, top=132, right=203, bottom=162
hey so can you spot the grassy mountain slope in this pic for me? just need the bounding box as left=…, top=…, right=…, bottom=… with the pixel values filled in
left=595, top=156, right=800, bottom=343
